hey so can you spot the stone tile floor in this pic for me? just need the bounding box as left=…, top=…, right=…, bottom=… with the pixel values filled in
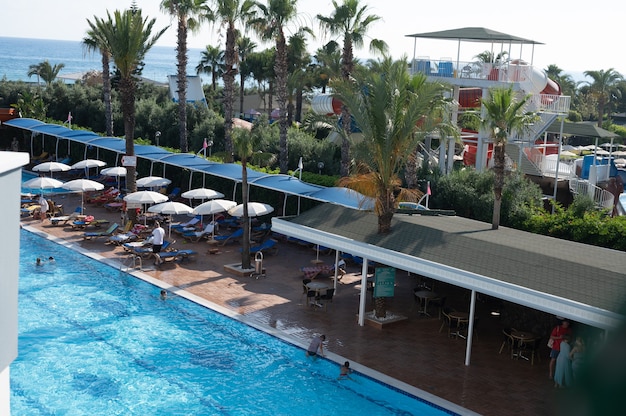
left=22, top=193, right=566, bottom=415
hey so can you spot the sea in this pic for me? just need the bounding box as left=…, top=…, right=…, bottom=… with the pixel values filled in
left=0, top=36, right=207, bottom=85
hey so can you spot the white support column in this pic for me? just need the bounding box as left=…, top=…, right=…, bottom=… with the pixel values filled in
left=357, top=258, right=369, bottom=326
left=465, top=290, right=477, bottom=366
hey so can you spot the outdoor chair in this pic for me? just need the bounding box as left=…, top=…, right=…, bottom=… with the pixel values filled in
left=319, top=288, right=335, bottom=311
left=213, top=228, right=244, bottom=245
left=83, top=223, right=119, bottom=241
left=499, top=328, right=516, bottom=356
left=154, top=249, right=197, bottom=266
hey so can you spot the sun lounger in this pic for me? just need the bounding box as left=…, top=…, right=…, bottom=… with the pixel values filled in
left=241, top=239, right=278, bottom=256
left=71, top=218, right=110, bottom=230
left=182, top=223, right=215, bottom=242
left=83, top=223, right=119, bottom=240
left=126, top=240, right=174, bottom=258
left=154, top=249, right=197, bottom=265
left=50, top=207, right=83, bottom=226
left=213, top=228, right=244, bottom=245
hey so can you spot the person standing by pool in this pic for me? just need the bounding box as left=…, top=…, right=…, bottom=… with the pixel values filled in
left=151, top=221, right=165, bottom=254
left=306, top=334, right=325, bottom=359
left=38, top=195, right=49, bottom=221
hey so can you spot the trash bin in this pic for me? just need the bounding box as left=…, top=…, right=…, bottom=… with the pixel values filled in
left=254, top=252, right=264, bottom=276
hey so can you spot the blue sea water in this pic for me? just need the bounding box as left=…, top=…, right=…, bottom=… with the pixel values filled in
left=0, top=36, right=206, bottom=84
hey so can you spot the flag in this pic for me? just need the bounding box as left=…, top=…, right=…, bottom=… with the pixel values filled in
left=66, top=112, right=72, bottom=123
left=203, top=138, right=208, bottom=149
left=426, top=182, right=431, bottom=196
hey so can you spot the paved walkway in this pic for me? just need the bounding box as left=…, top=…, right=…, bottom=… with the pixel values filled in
left=22, top=193, right=563, bottom=415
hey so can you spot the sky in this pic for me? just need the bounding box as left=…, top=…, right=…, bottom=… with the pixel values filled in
left=3, top=0, right=625, bottom=81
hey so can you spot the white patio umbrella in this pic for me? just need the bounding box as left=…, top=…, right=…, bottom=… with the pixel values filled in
left=228, top=202, right=274, bottom=218
left=181, top=188, right=224, bottom=202
left=124, top=191, right=169, bottom=225
left=23, top=177, right=64, bottom=190
left=100, top=166, right=127, bottom=190
left=71, top=159, right=106, bottom=178
left=193, top=199, right=237, bottom=239
left=136, top=176, right=172, bottom=189
left=71, top=159, right=107, bottom=170
left=148, top=201, right=193, bottom=237
left=32, top=161, right=71, bottom=178
left=62, top=179, right=105, bottom=214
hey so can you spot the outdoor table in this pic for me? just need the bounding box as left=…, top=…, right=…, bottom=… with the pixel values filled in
left=511, top=330, right=538, bottom=361
left=305, top=281, right=330, bottom=307
left=414, top=290, right=440, bottom=317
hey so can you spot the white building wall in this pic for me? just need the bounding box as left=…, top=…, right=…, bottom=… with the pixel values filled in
left=0, top=151, right=29, bottom=415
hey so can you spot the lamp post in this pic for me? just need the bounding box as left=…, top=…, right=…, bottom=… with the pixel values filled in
left=317, top=161, right=324, bottom=175
left=207, top=139, right=213, bottom=157
left=155, top=131, right=161, bottom=147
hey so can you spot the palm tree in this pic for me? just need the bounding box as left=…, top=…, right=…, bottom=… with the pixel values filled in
left=317, top=0, right=388, bottom=177
left=474, top=50, right=508, bottom=64
left=98, top=9, right=166, bottom=198
left=313, top=42, right=341, bottom=94
left=237, top=36, right=257, bottom=115
left=479, top=87, right=537, bottom=230
left=161, top=0, right=208, bottom=153
left=333, top=57, right=453, bottom=317
left=333, top=57, right=452, bottom=233
left=27, top=61, right=65, bottom=86
left=84, top=14, right=115, bottom=136
left=251, top=0, right=303, bottom=174
left=196, top=44, right=225, bottom=91
left=211, top=0, right=257, bottom=162
left=582, top=68, right=623, bottom=126
left=232, top=126, right=258, bottom=269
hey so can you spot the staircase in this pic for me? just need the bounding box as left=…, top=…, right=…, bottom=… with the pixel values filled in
left=505, top=143, right=543, bottom=176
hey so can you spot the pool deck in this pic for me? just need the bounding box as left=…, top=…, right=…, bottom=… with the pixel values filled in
left=21, top=193, right=564, bottom=416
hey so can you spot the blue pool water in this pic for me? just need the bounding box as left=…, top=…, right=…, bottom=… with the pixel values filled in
left=11, top=230, right=459, bottom=415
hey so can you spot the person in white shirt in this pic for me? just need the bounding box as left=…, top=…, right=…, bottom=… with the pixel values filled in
left=151, top=221, right=165, bottom=253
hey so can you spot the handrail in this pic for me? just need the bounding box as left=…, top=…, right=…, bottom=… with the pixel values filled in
left=568, top=178, right=615, bottom=210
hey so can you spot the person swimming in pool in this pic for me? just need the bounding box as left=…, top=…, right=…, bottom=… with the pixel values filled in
left=338, top=361, right=353, bottom=380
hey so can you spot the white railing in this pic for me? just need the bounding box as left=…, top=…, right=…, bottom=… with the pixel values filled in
left=540, top=157, right=575, bottom=179
left=568, top=178, right=615, bottom=210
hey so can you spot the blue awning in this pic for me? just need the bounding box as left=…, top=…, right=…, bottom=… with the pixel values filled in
left=6, top=118, right=374, bottom=210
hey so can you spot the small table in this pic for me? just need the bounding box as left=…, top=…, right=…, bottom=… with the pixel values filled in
left=511, top=330, right=538, bottom=361
left=414, top=290, right=439, bottom=317
left=305, top=281, right=330, bottom=307
left=448, top=311, right=470, bottom=339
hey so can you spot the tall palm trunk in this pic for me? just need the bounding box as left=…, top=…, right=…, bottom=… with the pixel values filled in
left=101, top=52, right=113, bottom=136
left=223, top=23, right=237, bottom=162
left=340, top=36, right=354, bottom=177
left=176, top=15, right=189, bottom=152
left=276, top=32, right=289, bottom=174
left=492, top=142, right=505, bottom=230
left=121, top=76, right=137, bottom=204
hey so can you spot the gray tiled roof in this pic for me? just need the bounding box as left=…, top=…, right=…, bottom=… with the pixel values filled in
left=276, top=204, right=626, bottom=328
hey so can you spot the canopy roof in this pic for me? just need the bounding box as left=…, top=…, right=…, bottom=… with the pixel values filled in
left=547, top=121, right=619, bottom=138
left=406, top=27, right=543, bottom=45
left=3, top=118, right=374, bottom=210
left=272, top=204, right=626, bottom=330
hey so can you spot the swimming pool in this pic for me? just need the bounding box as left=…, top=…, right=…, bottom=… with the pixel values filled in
left=11, top=229, right=462, bottom=415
